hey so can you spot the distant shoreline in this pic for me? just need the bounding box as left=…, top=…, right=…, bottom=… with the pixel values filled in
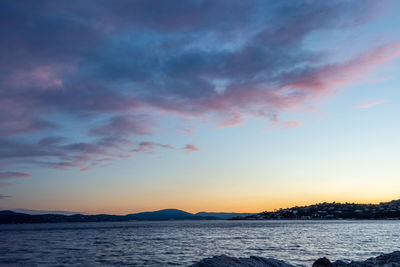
left=2, top=199, right=400, bottom=224
left=0, top=209, right=253, bottom=224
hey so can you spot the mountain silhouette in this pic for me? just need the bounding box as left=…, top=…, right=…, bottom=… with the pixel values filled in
left=127, top=209, right=216, bottom=220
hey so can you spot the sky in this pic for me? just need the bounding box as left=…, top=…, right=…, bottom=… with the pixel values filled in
left=1, top=0, right=400, bottom=214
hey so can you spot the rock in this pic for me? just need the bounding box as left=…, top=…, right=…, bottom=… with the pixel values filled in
left=313, top=257, right=334, bottom=267
left=331, top=260, right=348, bottom=267
left=190, top=251, right=400, bottom=267
left=332, top=251, right=400, bottom=267
left=189, top=255, right=295, bottom=267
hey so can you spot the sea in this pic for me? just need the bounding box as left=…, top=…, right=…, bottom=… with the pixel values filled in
left=1, top=220, right=399, bottom=266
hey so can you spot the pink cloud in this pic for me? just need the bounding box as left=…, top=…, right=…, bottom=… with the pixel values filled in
left=183, top=144, right=199, bottom=153
left=356, top=99, right=389, bottom=109
left=80, top=158, right=114, bottom=171
left=0, top=172, right=31, bottom=180
left=8, top=64, right=76, bottom=90
left=285, top=42, right=400, bottom=95
left=218, top=112, right=245, bottom=128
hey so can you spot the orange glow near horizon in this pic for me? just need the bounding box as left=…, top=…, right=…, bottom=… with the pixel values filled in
left=42, top=194, right=399, bottom=215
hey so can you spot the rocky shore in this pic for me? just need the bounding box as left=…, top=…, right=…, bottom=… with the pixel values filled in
left=190, top=251, right=400, bottom=267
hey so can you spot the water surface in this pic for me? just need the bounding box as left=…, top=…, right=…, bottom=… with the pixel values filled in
left=1, top=220, right=399, bottom=266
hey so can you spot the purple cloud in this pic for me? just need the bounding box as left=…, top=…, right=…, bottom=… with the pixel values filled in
left=0, top=0, right=397, bottom=173
left=0, top=172, right=31, bottom=180
left=90, top=115, right=153, bottom=137
left=0, top=194, right=10, bottom=199
left=0, top=137, right=130, bottom=171
left=132, top=142, right=175, bottom=153
left=38, top=136, right=66, bottom=147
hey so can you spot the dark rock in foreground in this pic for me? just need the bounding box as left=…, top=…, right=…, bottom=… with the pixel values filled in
left=190, top=255, right=295, bottom=267
left=190, top=251, right=400, bottom=267
left=332, top=251, right=400, bottom=266
left=313, top=257, right=333, bottom=267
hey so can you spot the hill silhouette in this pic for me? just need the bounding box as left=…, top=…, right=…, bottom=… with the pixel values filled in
left=0, top=208, right=229, bottom=224
left=127, top=209, right=216, bottom=220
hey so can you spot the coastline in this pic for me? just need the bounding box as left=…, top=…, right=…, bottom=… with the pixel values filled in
left=2, top=199, right=400, bottom=224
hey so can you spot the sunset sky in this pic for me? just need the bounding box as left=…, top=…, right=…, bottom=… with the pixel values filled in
left=1, top=0, right=400, bottom=214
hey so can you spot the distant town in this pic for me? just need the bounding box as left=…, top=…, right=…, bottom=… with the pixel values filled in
left=231, top=199, right=400, bottom=220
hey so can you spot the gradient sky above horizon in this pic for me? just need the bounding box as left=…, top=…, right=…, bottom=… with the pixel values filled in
left=1, top=0, right=400, bottom=214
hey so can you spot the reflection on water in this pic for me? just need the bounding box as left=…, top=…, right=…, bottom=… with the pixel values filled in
left=1, top=220, right=399, bottom=266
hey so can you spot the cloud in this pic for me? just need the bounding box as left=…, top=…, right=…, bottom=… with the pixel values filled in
left=183, top=144, right=200, bottom=153
left=38, top=136, right=66, bottom=146
left=0, top=137, right=132, bottom=171
left=0, top=172, right=31, bottom=180
left=0, top=194, right=10, bottom=199
left=90, top=115, right=154, bottom=137
left=356, top=99, right=390, bottom=109
left=282, top=42, right=400, bottom=94
left=0, top=0, right=397, bottom=173
left=0, top=136, right=177, bottom=172
left=132, top=142, right=175, bottom=153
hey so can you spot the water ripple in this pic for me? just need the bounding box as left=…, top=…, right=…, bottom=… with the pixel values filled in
left=0, top=220, right=399, bottom=266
